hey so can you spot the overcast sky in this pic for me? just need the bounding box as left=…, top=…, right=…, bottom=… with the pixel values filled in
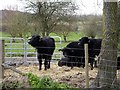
left=0, top=0, right=103, bottom=15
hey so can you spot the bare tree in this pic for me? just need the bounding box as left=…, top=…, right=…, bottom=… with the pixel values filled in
left=81, top=15, right=103, bottom=38
left=24, top=0, right=78, bottom=37
left=3, top=8, right=30, bottom=38
left=54, top=15, right=78, bottom=42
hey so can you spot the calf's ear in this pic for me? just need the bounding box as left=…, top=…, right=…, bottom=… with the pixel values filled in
left=58, top=60, right=63, bottom=67
left=88, top=39, right=91, bottom=43
left=28, top=37, right=32, bottom=40
left=78, top=42, right=80, bottom=45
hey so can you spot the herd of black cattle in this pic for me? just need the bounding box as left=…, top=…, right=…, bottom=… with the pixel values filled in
left=28, top=35, right=120, bottom=70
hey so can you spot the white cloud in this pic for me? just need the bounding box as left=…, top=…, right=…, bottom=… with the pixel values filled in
left=0, top=0, right=25, bottom=11
left=75, top=0, right=103, bottom=15
left=0, top=0, right=103, bottom=14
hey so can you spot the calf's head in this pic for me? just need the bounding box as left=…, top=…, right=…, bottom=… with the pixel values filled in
left=58, top=57, right=69, bottom=67
left=28, top=35, right=40, bottom=47
left=78, top=37, right=89, bottom=45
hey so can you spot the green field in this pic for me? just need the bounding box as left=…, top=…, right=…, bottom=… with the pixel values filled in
left=1, top=31, right=85, bottom=57
left=1, top=31, right=84, bottom=41
left=1, top=31, right=85, bottom=48
left=0, top=31, right=11, bottom=37
left=1, top=31, right=120, bottom=57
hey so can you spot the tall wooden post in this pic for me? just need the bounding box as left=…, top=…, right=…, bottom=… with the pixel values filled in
left=0, top=40, right=4, bottom=80
left=84, top=44, right=89, bottom=89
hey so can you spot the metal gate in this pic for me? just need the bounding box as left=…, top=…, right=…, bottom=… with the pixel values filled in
left=1, top=36, right=62, bottom=65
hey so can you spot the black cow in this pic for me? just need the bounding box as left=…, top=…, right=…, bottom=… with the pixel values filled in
left=79, top=37, right=102, bottom=67
left=58, top=41, right=85, bottom=69
left=58, top=37, right=102, bottom=70
left=28, top=35, right=55, bottom=70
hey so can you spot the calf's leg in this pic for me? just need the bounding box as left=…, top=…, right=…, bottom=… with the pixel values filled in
left=48, top=60, right=50, bottom=69
left=94, top=61, right=98, bottom=68
left=48, top=56, right=51, bottom=69
left=38, top=59, right=42, bottom=70
left=44, top=59, right=48, bottom=70
left=90, top=61, right=94, bottom=70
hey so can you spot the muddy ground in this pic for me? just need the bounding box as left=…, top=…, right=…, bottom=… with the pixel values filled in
left=3, top=62, right=120, bottom=88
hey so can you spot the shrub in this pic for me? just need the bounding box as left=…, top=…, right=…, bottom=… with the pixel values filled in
left=26, top=73, right=72, bottom=89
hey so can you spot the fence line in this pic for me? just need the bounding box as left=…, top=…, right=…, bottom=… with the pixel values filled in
left=0, top=40, right=91, bottom=88
left=1, top=36, right=62, bottom=64
left=0, top=39, right=120, bottom=89
left=0, top=40, right=28, bottom=80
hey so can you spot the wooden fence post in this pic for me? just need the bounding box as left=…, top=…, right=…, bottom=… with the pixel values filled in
left=0, top=40, right=4, bottom=80
left=84, top=44, right=89, bottom=89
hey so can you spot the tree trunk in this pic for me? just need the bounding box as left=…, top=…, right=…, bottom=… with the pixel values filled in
left=118, top=1, right=120, bottom=39
left=42, top=32, right=45, bottom=37
left=63, top=36, right=67, bottom=42
left=93, top=2, right=119, bottom=89
left=46, top=31, right=50, bottom=36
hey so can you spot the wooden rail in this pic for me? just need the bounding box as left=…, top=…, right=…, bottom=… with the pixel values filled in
left=0, top=40, right=4, bottom=79
left=0, top=40, right=90, bottom=88
left=0, top=40, right=25, bottom=80
left=84, top=44, right=89, bottom=89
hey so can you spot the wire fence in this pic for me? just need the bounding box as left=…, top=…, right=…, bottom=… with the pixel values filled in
left=31, top=44, right=120, bottom=89
left=0, top=36, right=62, bottom=65
left=1, top=39, right=120, bottom=90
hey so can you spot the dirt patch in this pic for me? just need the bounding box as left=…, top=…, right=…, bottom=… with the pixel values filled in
left=3, top=62, right=120, bottom=88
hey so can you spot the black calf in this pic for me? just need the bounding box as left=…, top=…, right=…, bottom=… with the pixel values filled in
left=28, top=35, right=55, bottom=70
left=58, top=37, right=102, bottom=70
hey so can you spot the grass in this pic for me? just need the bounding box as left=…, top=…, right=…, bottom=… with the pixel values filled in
left=1, top=31, right=120, bottom=57
left=26, top=73, right=72, bottom=89
left=0, top=31, right=11, bottom=37
left=2, top=31, right=84, bottom=57
left=1, top=31, right=84, bottom=42
left=50, top=32, right=85, bottom=42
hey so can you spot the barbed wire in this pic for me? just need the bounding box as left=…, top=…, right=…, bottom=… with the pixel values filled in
left=34, top=46, right=120, bottom=51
